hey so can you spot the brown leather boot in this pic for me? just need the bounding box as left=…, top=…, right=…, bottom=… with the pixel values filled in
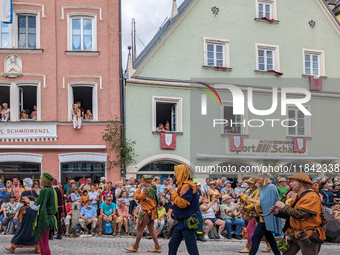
left=4, top=245, right=15, bottom=253
left=33, top=247, right=40, bottom=254
left=148, top=245, right=162, bottom=253
left=262, top=242, right=271, bottom=252
left=239, top=244, right=250, bottom=253
left=125, top=243, right=138, bottom=252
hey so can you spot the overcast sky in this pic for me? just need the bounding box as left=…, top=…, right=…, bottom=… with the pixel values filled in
left=122, top=0, right=185, bottom=69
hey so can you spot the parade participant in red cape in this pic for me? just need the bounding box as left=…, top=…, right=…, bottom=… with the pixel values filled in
left=32, top=173, right=58, bottom=255
left=167, top=165, right=200, bottom=255
left=125, top=175, right=161, bottom=253
left=271, top=172, right=326, bottom=255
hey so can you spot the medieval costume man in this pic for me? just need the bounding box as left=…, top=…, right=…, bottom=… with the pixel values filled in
left=272, top=172, right=326, bottom=255
left=167, top=165, right=200, bottom=255
left=4, top=178, right=40, bottom=253
left=239, top=177, right=271, bottom=253
left=125, top=175, right=161, bottom=253
left=50, top=179, right=63, bottom=240
left=249, top=171, right=282, bottom=255
left=32, top=173, right=58, bottom=255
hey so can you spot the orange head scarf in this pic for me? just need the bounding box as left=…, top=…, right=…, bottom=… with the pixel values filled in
left=174, top=165, right=196, bottom=194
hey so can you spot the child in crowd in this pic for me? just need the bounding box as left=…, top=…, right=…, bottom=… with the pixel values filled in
left=81, top=190, right=89, bottom=207
left=154, top=201, right=166, bottom=235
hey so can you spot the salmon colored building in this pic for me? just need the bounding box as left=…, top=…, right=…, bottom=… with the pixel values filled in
left=0, top=0, right=122, bottom=184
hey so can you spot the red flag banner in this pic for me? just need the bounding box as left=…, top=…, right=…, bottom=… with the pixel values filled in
left=230, top=136, right=244, bottom=151
left=161, top=133, right=176, bottom=149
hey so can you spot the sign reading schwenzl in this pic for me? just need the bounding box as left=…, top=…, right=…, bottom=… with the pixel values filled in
left=0, top=122, right=57, bottom=140
left=226, top=138, right=307, bottom=155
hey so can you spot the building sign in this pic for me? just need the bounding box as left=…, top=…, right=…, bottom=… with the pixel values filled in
left=226, top=138, right=307, bottom=155
left=0, top=123, right=57, bottom=141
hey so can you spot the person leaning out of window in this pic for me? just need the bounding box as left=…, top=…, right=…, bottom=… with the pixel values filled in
left=71, top=103, right=82, bottom=129
left=84, top=109, right=93, bottom=120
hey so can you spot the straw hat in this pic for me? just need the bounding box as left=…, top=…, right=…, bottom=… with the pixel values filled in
left=221, top=194, right=231, bottom=202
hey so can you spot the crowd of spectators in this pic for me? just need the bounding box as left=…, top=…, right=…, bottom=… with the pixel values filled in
left=1, top=174, right=340, bottom=242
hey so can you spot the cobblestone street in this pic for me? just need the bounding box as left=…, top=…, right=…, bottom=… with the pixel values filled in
left=0, top=235, right=339, bottom=255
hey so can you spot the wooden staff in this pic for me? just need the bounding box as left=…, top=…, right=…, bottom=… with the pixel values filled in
left=257, top=187, right=292, bottom=217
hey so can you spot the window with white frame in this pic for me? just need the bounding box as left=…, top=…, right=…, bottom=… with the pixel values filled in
left=256, top=0, right=277, bottom=20
left=18, top=15, right=37, bottom=48
left=223, top=105, right=244, bottom=134
left=258, top=2, right=272, bottom=19
left=287, top=108, right=305, bottom=136
left=155, top=101, right=178, bottom=131
left=256, top=44, right=280, bottom=72
left=1, top=22, right=10, bottom=48
left=152, top=96, right=182, bottom=132
left=70, top=17, right=94, bottom=51
left=303, top=50, right=324, bottom=76
left=204, top=37, right=230, bottom=68
left=18, top=85, right=37, bottom=120
left=0, top=85, right=10, bottom=109
left=207, top=44, right=224, bottom=67
left=68, top=84, right=98, bottom=121
left=0, top=12, right=40, bottom=49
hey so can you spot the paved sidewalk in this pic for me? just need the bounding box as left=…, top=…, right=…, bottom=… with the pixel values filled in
left=0, top=235, right=339, bottom=254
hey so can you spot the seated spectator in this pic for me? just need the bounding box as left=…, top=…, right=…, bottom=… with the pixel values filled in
left=71, top=103, right=82, bottom=129
left=156, top=123, right=166, bottom=133
left=98, top=197, right=117, bottom=236
left=80, top=178, right=92, bottom=194
left=66, top=180, right=77, bottom=198
left=207, top=181, right=221, bottom=202
left=0, top=195, right=4, bottom=233
left=62, top=199, right=72, bottom=236
left=101, top=184, right=113, bottom=203
left=1, top=103, right=10, bottom=122
left=116, top=200, right=131, bottom=237
left=81, top=190, right=89, bottom=207
left=20, top=110, right=28, bottom=119
left=88, top=185, right=99, bottom=210
left=85, top=109, right=93, bottom=120
left=118, top=190, right=130, bottom=207
left=319, top=181, right=334, bottom=209
left=154, top=201, right=166, bottom=236
left=30, top=105, right=37, bottom=120
left=79, top=199, right=98, bottom=235
left=221, top=180, right=235, bottom=199
left=234, top=181, right=243, bottom=199
left=220, top=194, right=244, bottom=240
left=1, top=195, right=19, bottom=234
left=200, top=196, right=225, bottom=241
left=70, top=187, right=81, bottom=203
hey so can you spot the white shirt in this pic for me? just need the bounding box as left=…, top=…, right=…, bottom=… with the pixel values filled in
left=88, top=191, right=99, bottom=204
left=201, top=204, right=216, bottom=219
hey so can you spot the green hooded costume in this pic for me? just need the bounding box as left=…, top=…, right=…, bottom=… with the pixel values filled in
left=33, top=173, right=58, bottom=242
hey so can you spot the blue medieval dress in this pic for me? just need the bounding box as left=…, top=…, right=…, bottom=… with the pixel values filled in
left=10, top=190, right=39, bottom=248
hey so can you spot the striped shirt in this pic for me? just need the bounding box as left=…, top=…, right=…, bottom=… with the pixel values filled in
left=126, top=185, right=137, bottom=201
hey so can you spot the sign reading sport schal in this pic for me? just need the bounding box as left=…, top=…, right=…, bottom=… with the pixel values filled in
left=226, top=139, right=307, bottom=155
left=0, top=123, right=57, bottom=140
